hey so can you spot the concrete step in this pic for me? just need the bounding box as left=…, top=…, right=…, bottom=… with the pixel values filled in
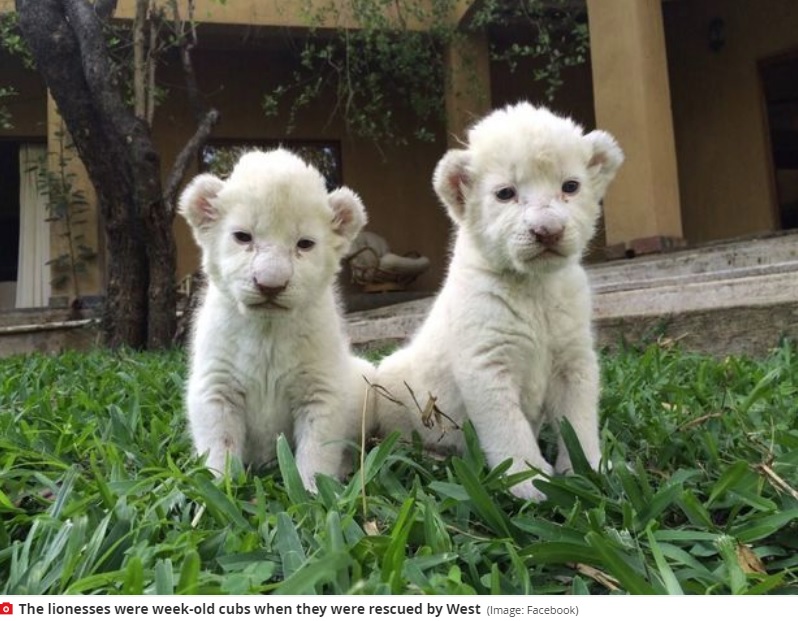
left=589, top=231, right=798, bottom=319
left=593, top=270, right=798, bottom=319
left=347, top=231, right=798, bottom=356
left=588, top=231, right=798, bottom=292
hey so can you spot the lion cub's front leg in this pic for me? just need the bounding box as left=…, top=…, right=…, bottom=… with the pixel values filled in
left=456, top=366, right=553, bottom=502
left=188, top=394, right=247, bottom=475
left=547, top=348, right=601, bottom=474
left=293, top=401, right=348, bottom=492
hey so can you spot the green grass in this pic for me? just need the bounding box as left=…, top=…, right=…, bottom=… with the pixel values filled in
left=1, top=343, right=797, bottom=594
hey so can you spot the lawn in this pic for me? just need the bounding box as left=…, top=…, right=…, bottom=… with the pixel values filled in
left=0, top=343, right=796, bottom=595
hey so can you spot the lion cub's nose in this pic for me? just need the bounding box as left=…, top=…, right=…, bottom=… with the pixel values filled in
left=531, top=224, right=563, bottom=247
left=254, top=279, right=288, bottom=297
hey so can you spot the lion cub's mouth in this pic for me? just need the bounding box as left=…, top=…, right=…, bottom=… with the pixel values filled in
left=248, top=298, right=290, bottom=311
left=526, top=246, right=567, bottom=262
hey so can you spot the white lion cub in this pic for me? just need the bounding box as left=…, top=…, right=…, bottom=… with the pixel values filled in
left=375, top=103, right=623, bottom=501
left=179, top=149, right=373, bottom=492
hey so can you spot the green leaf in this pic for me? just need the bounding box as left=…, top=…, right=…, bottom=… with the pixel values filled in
left=715, top=535, right=748, bottom=594
left=276, top=434, right=310, bottom=505
left=275, top=512, right=307, bottom=584
left=122, top=556, right=144, bottom=595
left=635, top=482, right=684, bottom=530
left=676, top=489, right=715, bottom=530
left=176, top=549, right=201, bottom=595
left=645, top=524, right=683, bottom=594
left=584, top=532, right=658, bottom=595
left=615, top=460, right=646, bottom=512
left=0, top=488, right=17, bottom=510
left=743, top=570, right=787, bottom=595
left=731, top=507, right=798, bottom=542
left=382, top=497, right=416, bottom=592
left=708, top=460, right=749, bottom=506
left=273, top=552, right=350, bottom=595
left=559, top=418, right=593, bottom=477
left=153, top=559, right=174, bottom=595
left=451, top=457, right=512, bottom=539
left=522, top=542, right=604, bottom=566
left=192, top=476, right=251, bottom=531
left=737, top=368, right=781, bottom=415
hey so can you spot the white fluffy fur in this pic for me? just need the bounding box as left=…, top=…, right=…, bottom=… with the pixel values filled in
left=179, top=149, right=373, bottom=491
left=375, top=102, right=624, bottom=501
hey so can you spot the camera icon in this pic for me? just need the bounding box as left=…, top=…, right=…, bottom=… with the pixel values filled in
left=0, top=602, right=12, bottom=615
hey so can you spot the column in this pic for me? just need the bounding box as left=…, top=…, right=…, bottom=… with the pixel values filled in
left=587, top=0, right=684, bottom=256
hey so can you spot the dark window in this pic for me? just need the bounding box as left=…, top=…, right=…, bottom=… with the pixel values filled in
left=0, top=141, right=20, bottom=282
left=200, top=140, right=343, bottom=191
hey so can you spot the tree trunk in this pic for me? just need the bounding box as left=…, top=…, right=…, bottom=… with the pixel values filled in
left=146, top=216, right=177, bottom=349
left=15, top=0, right=178, bottom=349
left=104, top=217, right=149, bottom=349
left=16, top=0, right=216, bottom=349
left=132, top=139, right=177, bottom=350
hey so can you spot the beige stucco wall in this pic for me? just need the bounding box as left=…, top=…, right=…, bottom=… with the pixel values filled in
left=46, top=94, right=103, bottom=300
left=113, top=0, right=441, bottom=30
left=489, top=37, right=596, bottom=132
left=2, top=35, right=450, bottom=299
left=664, top=0, right=798, bottom=243
left=152, top=40, right=450, bottom=291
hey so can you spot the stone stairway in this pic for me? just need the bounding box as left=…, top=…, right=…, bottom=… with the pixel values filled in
left=347, top=231, right=798, bottom=356
left=588, top=232, right=798, bottom=355
left=590, top=231, right=798, bottom=320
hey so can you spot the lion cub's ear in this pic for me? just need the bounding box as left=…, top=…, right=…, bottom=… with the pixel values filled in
left=328, top=187, right=368, bottom=242
left=433, top=149, right=472, bottom=223
left=585, top=130, right=624, bottom=197
left=178, top=173, right=226, bottom=233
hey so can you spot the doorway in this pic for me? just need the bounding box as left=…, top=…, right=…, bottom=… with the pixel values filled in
left=761, top=52, right=798, bottom=230
left=0, top=140, right=50, bottom=309
left=0, top=141, right=21, bottom=307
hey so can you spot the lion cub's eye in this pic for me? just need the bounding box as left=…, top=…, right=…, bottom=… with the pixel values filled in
left=562, top=180, right=580, bottom=195
left=297, top=238, right=316, bottom=251
left=232, top=231, right=253, bottom=244
left=494, top=186, right=517, bottom=202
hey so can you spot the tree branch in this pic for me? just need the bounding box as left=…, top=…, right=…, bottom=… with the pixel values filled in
left=62, top=0, right=139, bottom=136
left=133, top=0, right=147, bottom=119
left=146, top=10, right=158, bottom=125
left=162, top=0, right=218, bottom=216
left=171, top=0, right=205, bottom=123
left=164, top=108, right=220, bottom=213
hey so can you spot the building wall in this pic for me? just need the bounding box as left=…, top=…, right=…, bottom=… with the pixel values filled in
left=8, top=1, right=796, bottom=308
left=664, top=0, right=798, bottom=243
left=490, top=53, right=596, bottom=132
left=2, top=33, right=451, bottom=300
left=150, top=36, right=451, bottom=291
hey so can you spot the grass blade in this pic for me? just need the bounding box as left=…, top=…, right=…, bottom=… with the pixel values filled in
left=645, top=524, right=683, bottom=594
left=451, top=457, right=512, bottom=539
left=584, top=531, right=658, bottom=594
left=176, top=549, right=201, bottom=595
left=276, top=434, right=310, bottom=505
